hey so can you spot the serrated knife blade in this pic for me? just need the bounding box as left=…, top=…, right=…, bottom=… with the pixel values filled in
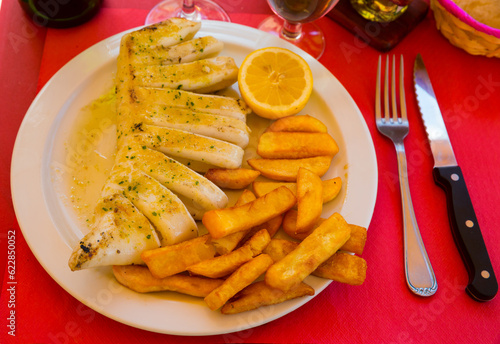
left=414, top=53, right=497, bottom=301
left=414, top=57, right=457, bottom=168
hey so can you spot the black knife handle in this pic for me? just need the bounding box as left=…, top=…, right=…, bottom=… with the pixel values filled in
left=433, top=166, right=498, bottom=301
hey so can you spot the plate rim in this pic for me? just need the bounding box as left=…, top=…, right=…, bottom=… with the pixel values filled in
left=10, top=20, right=378, bottom=336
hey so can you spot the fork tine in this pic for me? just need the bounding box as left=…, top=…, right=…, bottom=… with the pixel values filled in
left=399, top=55, right=407, bottom=120
left=384, top=56, right=390, bottom=122
left=391, top=55, right=398, bottom=123
left=376, top=56, right=382, bottom=121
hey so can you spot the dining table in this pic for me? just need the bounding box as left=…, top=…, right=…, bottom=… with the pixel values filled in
left=1, top=0, right=499, bottom=343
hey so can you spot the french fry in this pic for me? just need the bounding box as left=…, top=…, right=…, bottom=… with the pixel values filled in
left=243, top=228, right=271, bottom=256
left=257, top=132, right=338, bottom=159
left=342, top=224, right=368, bottom=255
left=253, top=177, right=342, bottom=203
left=235, top=190, right=282, bottom=241
left=248, top=156, right=332, bottom=182
left=187, top=245, right=254, bottom=278
left=281, top=211, right=367, bottom=255
left=205, top=168, right=260, bottom=189
left=211, top=191, right=281, bottom=254
left=211, top=190, right=257, bottom=255
left=241, top=214, right=282, bottom=243
left=204, top=254, right=274, bottom=310
left=236, top=191, right=283, bottom=242
left=262, top=239, right=298, bottom=262
left=141, top=234, right=216, bottom=278
left=282, top=210, right=321, bottom=240
left=263, top=216, right=283, bottom=238
left=187, top=229, right=270, bottom=279
left=221, top=281, right=315, bottom=314
left=265, top=115, right=327, bottom=133
left=296, top=168, right=323, bottom=233
left=112, top=265, right=223, bottom=297
left=314, top=252, right=367, bottom=285
left=253, top=181, right=296, bottom=197
left=265, top=213, right=351, bottom=292
left=234, top=189, right=258, bottom=206
left=321, top=177, right=342, bottom=203
left=263, top=239, right=367, bottom=285
left=202, top=186, right=296, bottom=239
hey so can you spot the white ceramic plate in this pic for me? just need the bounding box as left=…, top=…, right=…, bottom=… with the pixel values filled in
left=11, top=21, right=377, bottom=336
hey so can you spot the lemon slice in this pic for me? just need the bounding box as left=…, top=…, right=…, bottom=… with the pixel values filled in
left=238, top=47, right=313, bottom=120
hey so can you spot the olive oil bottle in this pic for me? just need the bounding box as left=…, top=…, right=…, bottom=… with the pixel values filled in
left=19, top=0, right=102, bottom=28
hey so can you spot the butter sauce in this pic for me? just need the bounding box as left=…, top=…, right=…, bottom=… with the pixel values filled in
left=65, top=88, right=117, bottom=227
left=65, top=87, right=264, bottom=227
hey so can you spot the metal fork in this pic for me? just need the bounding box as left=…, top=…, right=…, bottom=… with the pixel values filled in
left=376, top=55, right=437, bottom=297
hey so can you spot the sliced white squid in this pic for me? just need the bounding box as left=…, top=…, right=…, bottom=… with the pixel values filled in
left=116, top=18, right=200, bottom=113
left=130, top=56, right=238, bottom=93
left=122, top=17, right=201, bottom=50
left=133, top=87, right=251, bottom=122
left=175, top=193, right=213, bottom=220
left=129, top=36, right=224, bottom=66
left=136, top=105, right=250, bottom=147
left=133, top=124, right=244, bottom=169
left=168, top=157, right=218, bottom=173
left=110, top=167, right=198, bottom=247
left=115, top=143, right=228, bottom=213
left=68, top=194, right=161, bottom=271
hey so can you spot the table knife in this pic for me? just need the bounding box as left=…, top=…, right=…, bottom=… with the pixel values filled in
left=413, top=53, right=498, bottom=301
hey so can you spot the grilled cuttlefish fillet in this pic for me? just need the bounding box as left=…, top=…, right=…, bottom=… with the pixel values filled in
left=133, top=124, right=244, bottom=169
left=133, top=87, right=251, bottom=122
left=69, top=18, right=251, bottom=270
left=128, top=36, right=224, bottom=66
left=119, top=17, right=201, bottom=52
left=136, top=106, right=250, bottom=148
left=68, top=194, right=161, bottom=271
left=115, top=142, right=228, bottom=217
left=106, top=167, right=198, bottom=246
left=130, top=56, right=239, bottom=93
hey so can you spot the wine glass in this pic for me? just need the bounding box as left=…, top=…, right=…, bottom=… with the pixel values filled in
left=145, top=0, right=230, bottom=25
left=258, top=0, right=340, bottom=59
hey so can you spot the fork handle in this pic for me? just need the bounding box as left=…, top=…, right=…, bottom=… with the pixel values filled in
left=395, top=142, right=438, bottom=296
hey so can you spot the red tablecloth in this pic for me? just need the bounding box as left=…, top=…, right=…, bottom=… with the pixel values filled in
left=1, top=1, right=499, bottom=343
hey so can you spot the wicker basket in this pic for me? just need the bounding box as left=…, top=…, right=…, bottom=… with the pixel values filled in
left=431, top=0, right=500, bottom=58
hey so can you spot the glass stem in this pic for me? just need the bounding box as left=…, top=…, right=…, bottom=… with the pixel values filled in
left=281, top=20, right=303, bottom=41
left=181, top=0, right=197, bottom=20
